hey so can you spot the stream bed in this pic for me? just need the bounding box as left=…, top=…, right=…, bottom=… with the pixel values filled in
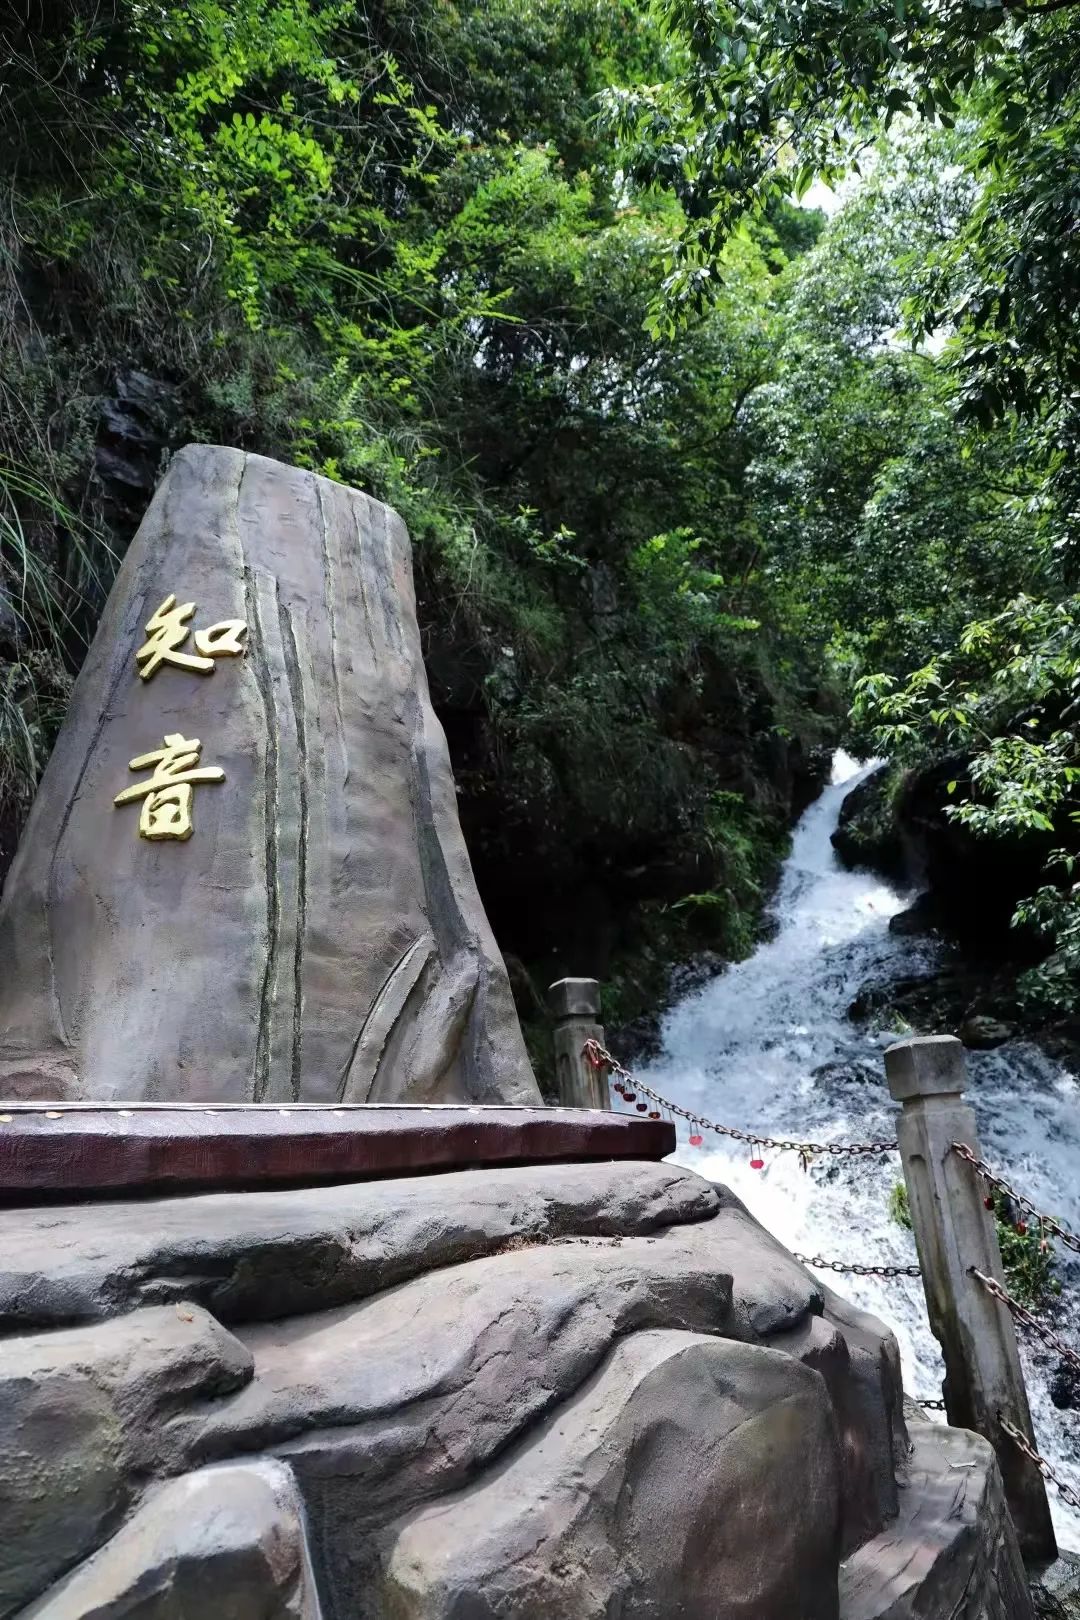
left=632, top=750, right=1080, bottom=1549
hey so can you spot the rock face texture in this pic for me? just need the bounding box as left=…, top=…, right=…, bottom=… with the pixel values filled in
left=0, top=1159, right=1032, bottom=1620
left=840, top=1423, right=1034, bottom=1620
left=0, top=1305, right=252, bottom=1615
left=0, top=445, right=538, bottom=1105
left=20, top=1461, right=322, bottom=1620
left=382, top=1332, right=842, bottom=1620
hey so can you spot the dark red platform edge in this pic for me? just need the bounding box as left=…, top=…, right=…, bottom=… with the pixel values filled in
left=0, top=1105, right=675, bottom=1201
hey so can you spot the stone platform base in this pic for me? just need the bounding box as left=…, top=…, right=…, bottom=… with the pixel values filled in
left=0, top=1157, right=1032, bottom=1619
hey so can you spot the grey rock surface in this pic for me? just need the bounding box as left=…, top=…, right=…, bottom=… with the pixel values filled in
left=381, top=1330, right=842, bottom=1620
left=694, top=1190, right=825, bottom=1337
left=0, top=1305, right=251, bottom=1617
left=0, top=1160, right=719, bottom=1330
left=0, top=1159, right=1027, bottom=1620
left=816, top=1282, right=907, bottom=1550
left=713, top=1185, right=906, bottom=1552
left=960, top=1015, right=1018, bottom=1050
left=183, top=1221, right=743, bottom=1475
left=174, top=1203, right=822, bottom=1485
left=0, top=444, right=538, bottom=1105
left=19, top=1460, right=321, bottom=1620
left=839, top=1422, right=1033, bottom=1620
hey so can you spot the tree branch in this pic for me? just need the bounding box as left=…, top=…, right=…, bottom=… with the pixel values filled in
left=1004, top=0, right=1080, bottom=17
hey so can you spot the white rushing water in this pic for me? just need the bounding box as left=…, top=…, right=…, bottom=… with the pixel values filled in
left=634, top=750, right=1080, bottom=1548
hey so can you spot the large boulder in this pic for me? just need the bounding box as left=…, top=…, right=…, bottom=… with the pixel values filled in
left=0, top=1305, right=251, bottom=1615
left=0, top=1160, right=719, bottom=1331
left=839, top=1423, right=1034, bottom=1620
left=831, top=767, right=908, bottom=883
left=381, top=1331, right=842, bottom=1620
left=0, top=445, right=538, bottom=1106
left=0, top=1159, right=1031, bottom=1620
left=19, top=1460, right=321, bottom=1620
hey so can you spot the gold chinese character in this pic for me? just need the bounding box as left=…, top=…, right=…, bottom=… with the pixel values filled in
left=194, top=619, right=247, bottom=659
left=114, top=733, right=225, bottom=841
left=135, top=594, right=247, bottom=681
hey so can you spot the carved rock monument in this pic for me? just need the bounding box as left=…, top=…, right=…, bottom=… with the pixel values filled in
left=0, top=449, right=1033, bottom=1620
left=0, top=445, right=538, bottom=1105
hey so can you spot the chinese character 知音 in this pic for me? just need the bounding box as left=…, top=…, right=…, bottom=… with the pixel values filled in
left=135, top=594, right=248, bottom=681
left=113, top=733, right=226, bottom=841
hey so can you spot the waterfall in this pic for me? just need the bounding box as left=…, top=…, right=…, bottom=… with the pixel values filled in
left=635, top=750, right=1080, bottom=1549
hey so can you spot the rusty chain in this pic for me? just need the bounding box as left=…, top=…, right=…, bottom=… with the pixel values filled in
left=918, top=1397, right=948, bottom=1411
left=795, top=1252, right=922, bottom=1279
left=972, top=1269, right=1080, bottom=1377
left=952, top=1143, right=1080, bottom=1258
left=584, top=1040, right=898, bottom=1161
left=587, top=1044, right=1080, bottom=1498
left=591, top=1050, right=918, bottom=1279
left=1000, top=1417, right=1080, bottom=1513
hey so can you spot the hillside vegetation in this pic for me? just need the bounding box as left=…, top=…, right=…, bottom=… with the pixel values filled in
left=2, top=0, right=1079, bottom=1033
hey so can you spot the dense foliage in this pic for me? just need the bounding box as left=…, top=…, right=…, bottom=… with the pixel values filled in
left=0, top=0, right=831, bottom=1042
left=612, top=0, right=1080, bottom=1015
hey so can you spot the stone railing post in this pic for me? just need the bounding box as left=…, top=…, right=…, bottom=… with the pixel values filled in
left=885, top=1034, right=1056, bottom=1562
left=547, top=978, right=609, bottom=1110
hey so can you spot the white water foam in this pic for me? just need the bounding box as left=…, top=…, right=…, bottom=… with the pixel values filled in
left=629, top=750, right=1080, bottom=1548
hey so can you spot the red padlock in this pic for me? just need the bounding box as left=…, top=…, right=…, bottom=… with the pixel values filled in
left=689, top=1131, right=704, bottom=1148
left=749, top=1143, right=765, bottom=1171
left=648, top=1110, right=661, bottom=1121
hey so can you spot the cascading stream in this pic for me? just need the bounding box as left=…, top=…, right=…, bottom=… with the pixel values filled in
left=635, top=749, right=1080, bottom=1549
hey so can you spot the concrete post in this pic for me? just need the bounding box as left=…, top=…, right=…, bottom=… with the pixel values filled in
left=885, top=1034, right=1056, bottom=1561
left=547, top=978, right=609, bottom=1110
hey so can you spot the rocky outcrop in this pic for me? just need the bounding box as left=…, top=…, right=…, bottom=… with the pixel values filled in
left=381, top=1332, right=842, bottom=1620
left=833, top=758, right=1075, bottom=958
left=831, top=766, right=908, bottom=883
left=0, top=446, right=538, bottom=1106
left=0, top=1160, right=718, bottom=1330
left=0, top=1157, right=1030, bottom=1620
left=839, top=1423, right=1033, bottom=1620
left=0, top=1305, right=252, bottom=1614
left=19, top=1460, right=321, bottom=1620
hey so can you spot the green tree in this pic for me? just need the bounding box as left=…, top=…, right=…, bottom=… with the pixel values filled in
left=0, top=0, right=831, bottom=1032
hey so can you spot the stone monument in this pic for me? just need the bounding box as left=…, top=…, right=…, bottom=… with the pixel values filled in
left=0, top=449, right=1034, bottom=1619
left=0, top=446, right=538, bottom=1106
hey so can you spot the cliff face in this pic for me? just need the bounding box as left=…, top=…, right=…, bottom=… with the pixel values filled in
left=833, top=762, right=1080, bottom=1053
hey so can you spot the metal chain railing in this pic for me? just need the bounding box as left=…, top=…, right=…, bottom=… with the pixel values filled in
left=952, top=1143, right=1080, bottom=1258
left=1001, top=1417, right=1080, bottom=1514
left=585, top=1039, right=898, bottom=1161
left=796, top=1252, right=922, bottom=1280
left=972, top=1269, right=1080, bottom=1378
left=587, top=1038, right=1080, bottom=1507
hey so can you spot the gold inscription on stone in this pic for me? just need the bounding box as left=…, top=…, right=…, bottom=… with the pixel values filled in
left=136, top=594, right=248, bottom=680
left=114, top=733, right=226, bottom=841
